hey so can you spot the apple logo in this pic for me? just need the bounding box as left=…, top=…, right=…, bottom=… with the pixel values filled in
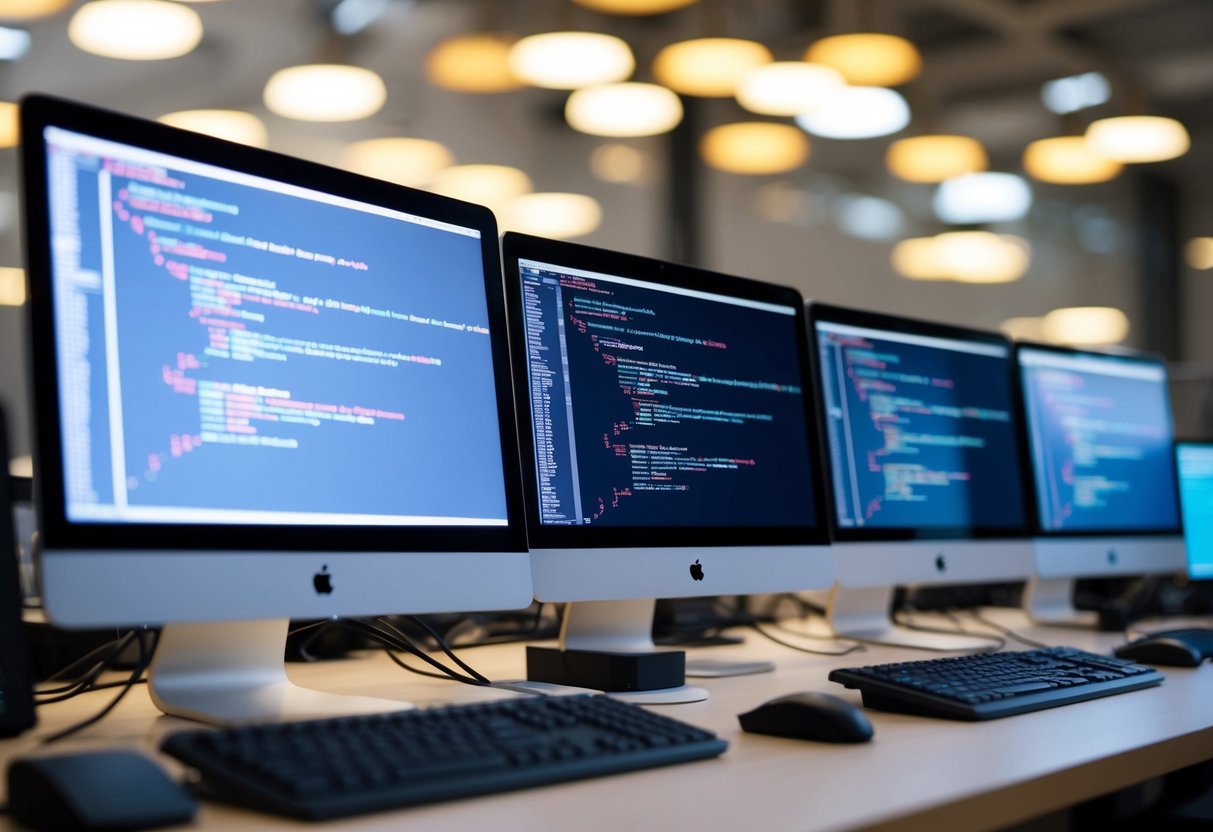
left=1107, top=549, right=1118, bottom=566
left=934, top=553, right=947, bottom=573
left=313, top=565, right=334, bottom=595
left=689, top=559, right=704, bottom=581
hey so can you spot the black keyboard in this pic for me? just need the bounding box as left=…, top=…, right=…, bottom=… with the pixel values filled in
left=829, top=646, right=1164, bottom=721
left=161, top=694, right=727, bottom=820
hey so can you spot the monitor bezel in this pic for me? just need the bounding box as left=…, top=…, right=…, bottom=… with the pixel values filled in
left=21, top=94, right=527, bottom=554
left=805, top=301, right=1034, bottom=543
left=1015, top=340, right=1182, bottom=539
left=501, top=231, right=830, bottom=550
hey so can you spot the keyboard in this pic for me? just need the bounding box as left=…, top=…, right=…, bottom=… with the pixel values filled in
left=829, top=646, right=1164, bottom=721
left=161, top=694, right=727, bottom=820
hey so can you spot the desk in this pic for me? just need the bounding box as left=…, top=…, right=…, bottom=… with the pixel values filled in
left=3, top=617, right=1211, bottom=832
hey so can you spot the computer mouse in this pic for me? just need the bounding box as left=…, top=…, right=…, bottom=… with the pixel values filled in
left=1114, top=636, right=1204, bottom=668
left=7, top=749, right=198, bottom=831
left=738, top=691, right=874, bottom=743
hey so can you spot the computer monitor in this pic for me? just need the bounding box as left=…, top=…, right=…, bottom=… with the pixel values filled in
left=1017, top=344, right=1185, bottom=625
left=21, top=96, right=530, bottom=725
left=806, top=304, right=1034, bottom=649
left=1177, top=442, right=1213, bottom=581
left=502, top=232, right=833, bottom=702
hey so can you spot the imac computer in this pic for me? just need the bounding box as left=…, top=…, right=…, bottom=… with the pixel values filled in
left=501, top=232, right=834, bottom=703
left=21, top=96, right=531, bottom=725
left=806, top=304, right=1034, bottom=650
left=1177, top=442, right=1213, bottom=581
left=1018, top=344, right=1185, bottom=626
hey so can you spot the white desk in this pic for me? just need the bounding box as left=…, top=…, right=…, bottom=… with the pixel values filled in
left=3, top=617, right=1211, bottom=832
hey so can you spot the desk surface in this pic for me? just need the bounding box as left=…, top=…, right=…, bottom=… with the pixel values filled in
left=3, top=613, right=1211, bottom=832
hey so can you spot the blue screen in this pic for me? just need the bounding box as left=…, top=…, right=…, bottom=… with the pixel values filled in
left=518, top=259, right=818, bottom=528
left=815, top=321, right=1027, bottom=532
left=45, top=127, right=508, bottom=527
left=1020, top=348, right=1179, bottom=534
left=1176, top=444, right=1213, bottom=579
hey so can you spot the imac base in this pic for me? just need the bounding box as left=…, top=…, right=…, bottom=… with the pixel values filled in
left=149, top=620, right=413, bottom=726
left=514, top=600, right=708, bottom=704
left=1023, top=577, right=1099, bottom=628
left=813, top=585, right=1001, bottom=651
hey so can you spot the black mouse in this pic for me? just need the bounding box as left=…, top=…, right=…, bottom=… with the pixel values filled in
left=738, top=691, right=874, bottom=743
left=1114, top=635, right=1205, bottom=668
left=7, top=749, right=198, bottom=831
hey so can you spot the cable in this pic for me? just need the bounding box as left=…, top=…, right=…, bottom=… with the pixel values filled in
left=405, top=616, right=490, bottom=684
left=876, top=611, right=1005, bottom=653
left=35, top=631, right=139, bottom=703
left=749, top=622, right=866, bottom=656
left=342, top=619, right=488, bottom=687
left=962, top=609, right=1052, bottom=649
left=40, top=628, right=158, bottom=745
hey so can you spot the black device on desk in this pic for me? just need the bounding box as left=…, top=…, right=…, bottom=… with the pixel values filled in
left=829, top=646, right=1163, bottom=720
left=738, top=691, right=873, bottom=743
left=161, top=694, right=727, bottom=821
left=0, top=404, right=36, bottom=737
left=1115, top=628, right=1213, bottom=667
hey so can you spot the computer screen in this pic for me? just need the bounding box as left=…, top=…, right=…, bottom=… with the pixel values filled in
left=1176, top=442, right=1213, bottom=580
left=23, top=95, right=530, bottom=722
left=1019, top=346, right=1180, bottom=535
left=812, top=310, right=1029, bottom=539
left=503, top=232, right=831, bottom=606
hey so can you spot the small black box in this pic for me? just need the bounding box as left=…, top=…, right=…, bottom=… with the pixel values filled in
left=526, top=646, right=685, bottom=692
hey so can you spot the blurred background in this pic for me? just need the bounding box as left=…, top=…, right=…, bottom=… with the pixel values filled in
left=0, top=0, right=1210, bottom=457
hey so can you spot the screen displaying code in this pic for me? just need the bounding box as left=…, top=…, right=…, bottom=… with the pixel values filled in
left=1177, top=444, right=1213, bottom=579
left=45, top=127, right=509, bottom=526
left=518, top=259, right=818, bottom=528
left=1020, top=348, right=1179, bottom=534
left=815, top=321, right=1027, bottom=532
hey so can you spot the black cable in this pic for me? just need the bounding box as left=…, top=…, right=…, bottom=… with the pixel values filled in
left=750, top=622, right=866, bottom=656
left=404, top=616, right=490, bottom=684
left=36, top=631, right=138, bottom=700
left=342, top=619, right=487, bottom=687
left=41, top=631, right=132, bottom=684
left=878, top=612, right=1006, bottom=653
left=40, top=628, right=158, bottom=745
left=962, top=609, right=1052, bottom=649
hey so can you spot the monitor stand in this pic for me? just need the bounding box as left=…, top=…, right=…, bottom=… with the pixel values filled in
left=1022, top=577, right=1099, bottom=628
left=149, top=619, right=414, bottom=726
left=808, top=585, right=1001, bottom=651
left=519, top=600, right=710, bottom=704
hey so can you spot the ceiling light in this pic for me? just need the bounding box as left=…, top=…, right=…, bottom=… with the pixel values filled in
left=572, top=0, right=698, bottom=13
left=934, top=231, right=1030, bottom=284
left=566, top=82, right=682, bottom=137
left=886, top=135, right=987, bottom=183
left=69, top=0, right=202, bottom=60
left=1041, top=306, right=1129, bottom=346
left=0, top=26, right=30, bottom=60
left=340, top=138, right=455, bottom=188
left=652, top=38, right=772, bottom=98
left=1041, top=72, right=1110, bottom=115
left=0, top=0, right=72, bottom=20
left=425, top=33, right=522, bottom=94
left=503, top=192, right=602, bottom=239
left=1187, top=237, right=1213, bottom=271
left=804, top=33, right=921, bottom=87
left=700, top=122, right=809, bottom=175
left=933, top=172, right=1032, bottom=224
left=795, top=86, right=910, bottom=140
left=1022, top=136, right=1122, bottom=184
left=590, top=144, right=652, bottom=184
left=429, top=164, right=533, bottom=214
left=832, top=194, right=903, bottom=241
left=509, top=32, right=634, bottom=90
left=0, top=101, right=17, bottom=148
left=1085, top=116, right=1190, bottom=163
left=0, top=266, right=23, bottom=305
left=1000, top=316, right=1047, bottom=341
left=330, top=0, right=388, bottom=36
left=157, top=109, right=268, bottom=148
left=264, top=64, right=386, bottom=122
left=735, top=61, right=843, bottom=117
left=891, top=237, right=950, bottom=281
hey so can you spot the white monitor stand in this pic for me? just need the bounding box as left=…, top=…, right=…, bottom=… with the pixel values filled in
left=802, top=539, right=1034, bottom=651
left=1023, top=537, right=1187, bottom=628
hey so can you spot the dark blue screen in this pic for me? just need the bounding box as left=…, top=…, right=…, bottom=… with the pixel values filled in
left=519, top=259, right=817, bottom=528
left=1020, top=348, right=1179, bottom=533
left=46, top=127, right=508, bottom=526
left=815, top=322, right=1027, bottom=532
